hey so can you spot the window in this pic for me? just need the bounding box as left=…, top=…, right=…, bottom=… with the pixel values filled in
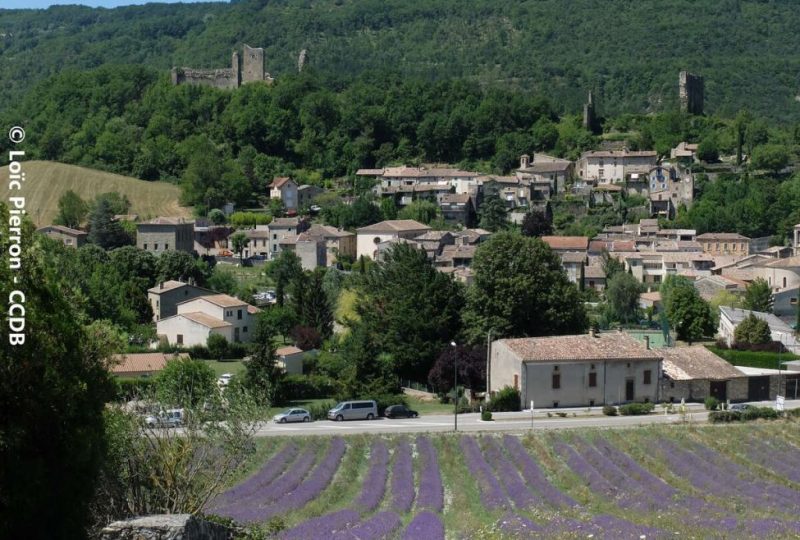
left=226, top=310, right=232, bottom=317
left=165, top=243, right=169, bottom=250
left=791, top=298, right=798, bottom=305
left=589, top=372, right=597, bottom=388
left=237, top=309, right=243, bottom=320
left=273, top=234, right=277, bottom=240
left=177, top=334, right=183, bottom=345
left=243, top=326, right=248, bottom=333
left=552, top=373, right=561, bottom=389
left=553, top=401, right=559, bottom=408
left=513, top=373, right=519, bottom=390
left=643, top=370, right=652, bottom=385
left=589, top=399, right=595, bottom=407
left=156, top=300, right=159, bottom=308
left=154, top=243, right=159, bottom=250
left=784, top=277, right=787, bottom=288
left=185, top=290, right=188, bottom=296
left=143, top=244, right=148, bottom=250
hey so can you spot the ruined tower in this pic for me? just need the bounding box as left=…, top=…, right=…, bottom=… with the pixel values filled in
left=679, top=71, right=704, bottom=115
left=232, top=50, right=241, bottom=85
left=241, top=45, right=265, bottom=84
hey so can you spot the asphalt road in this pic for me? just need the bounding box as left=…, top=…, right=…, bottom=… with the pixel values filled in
left=253, top=409, right=712, bottom=437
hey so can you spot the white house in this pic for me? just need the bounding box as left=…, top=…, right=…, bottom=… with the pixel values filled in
left=717, top=306, right=798, bottom=352
left=157, top=294, right=260, bottom=347
left=269, top=177, right=298, bottom=210
left=355, top=219, right=431, bottom=260
left=577, top=150, right=658, bottom=184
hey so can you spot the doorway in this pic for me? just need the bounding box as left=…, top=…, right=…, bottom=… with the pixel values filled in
left=710, top=380, right=727, bottom=401
left=625, top=378, right=635, bottom=401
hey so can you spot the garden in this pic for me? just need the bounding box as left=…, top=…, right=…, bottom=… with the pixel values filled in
left=205, top=423, right=800, bottom=539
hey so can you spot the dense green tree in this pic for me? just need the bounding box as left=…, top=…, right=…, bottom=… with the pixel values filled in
left=397, top=199, right=440, bottom=224
left=600, top=249, right=626, bottom=279
left=750, top=144, right=790, bottom=174
left=207, top=267, right=238, bottom=296
left=88, top=197, right=132, bottom=250
left=268, top=250, right=303, bottom=306
left=244, top=314, right=281, bottom=404
left=352, top=243, right=465, bottom=382
left=734, top=314, right=772, bottom=346
left=156, top=250, right=211, bottom=286
left=291, top=269, right=334, bottom=340
left=462, top=232, right=587, bottom=343
left=155, top=358, right=217, bottom=409
left=478, top=192, right=508, bottom=232
left=743, top=277, right=774, bottom=313
left=262, top=305, right=299, bottom=343
left=108, top=246, right=158, bottom=290
left=660, top=277, right=715, bottom=344
left=208, top=209, right=226, bottom=225
left=207, top=333, right=229, bottom=360
left=380, top=197, right=398, bottom=221
left=54, top=189, right=88, bottom=229
left=230, top=231, right=248, bottom=265
left=1, top=205, right=116, bottom=538
left=520, top=209, right=553, bottom=237
left=605, top=271, right=642, bottom=324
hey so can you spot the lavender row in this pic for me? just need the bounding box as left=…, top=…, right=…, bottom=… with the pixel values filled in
left=279, top=509, right=360, bottom=540
left=502, top=435, right=577, bottom=509
left=389, top=440, right=415, bottom=513
left=403, top=511, right=445, bottom=540
left=553, top=442, right=622, bottom=503
left=460, top=436, right=507, bottom=509
left=218, top=445, right=319, bottom=519
left=206, top=442, right=297, bottom=512
left=259, top=438, right=348, bottom=522
left=330, top=511, right=401, bottom=540
left=741, top=438, right=800, bottom=484
left=354, top=441, right=390, bottom=512
left=415, top=436, right=444, bottom=512
left=481, top=438, right=540, bottom=510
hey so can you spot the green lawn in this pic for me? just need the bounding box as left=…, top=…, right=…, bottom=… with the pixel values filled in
left=201, top=359, right=247, bottom=377
left=706, top=345, right=799, bottom=369
left=406, top=395, right=455, bottom=416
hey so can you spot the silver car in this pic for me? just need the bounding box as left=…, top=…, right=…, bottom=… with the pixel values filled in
left=144, top=408, right=184, bottom=428
left=273, top=408, right=311, bottom=423
left=327, top=400, right=378, bottom=421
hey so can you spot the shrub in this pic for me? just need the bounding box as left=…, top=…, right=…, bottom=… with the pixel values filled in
left=275, top=374, right=340, bottom=403
left=704, top=396, right=719, bottom=411
left=602, top=405, right=618, bottom=416
left=708, top=411, right=741, bottom=423
left=207, top=334, right=228, bottom=360
left=786, top=407, right=800, bottom=418
left=618, top=402, right=655, bottom=416
left=481, top=409, right=493, bottom=421
left=489, top=386, right=521, bottom=412
left=306, top=401, right=336, bottom=421
left=368, top=394, right=408, bottom=416
left=115, top=378, right=156, bottom=401
left=741, top=406, right=779, bottom=421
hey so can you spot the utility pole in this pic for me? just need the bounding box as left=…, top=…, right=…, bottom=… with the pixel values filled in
left=486, top=330, right=493, bottom=402
left=451, top=341, right=458, bottom=432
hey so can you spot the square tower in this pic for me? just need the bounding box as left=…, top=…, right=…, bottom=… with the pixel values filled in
left=242, top=45, right=265, bottom=83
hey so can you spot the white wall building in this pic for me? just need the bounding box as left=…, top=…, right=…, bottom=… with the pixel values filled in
left=157, top=294, right=260, bottom=347
left=356, top=219, right=431, bottom=260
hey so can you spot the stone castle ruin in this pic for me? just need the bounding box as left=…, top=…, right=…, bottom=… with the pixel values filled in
left=171, top=45, right=274, bottom=89
left=679, top=71, right=704, bottom=115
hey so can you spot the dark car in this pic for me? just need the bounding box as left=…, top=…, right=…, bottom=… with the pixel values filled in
left=384, top=405, right=419, bottom=419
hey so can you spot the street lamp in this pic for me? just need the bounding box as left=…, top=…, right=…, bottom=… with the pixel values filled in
left=451, top=341, right=458, bottom=432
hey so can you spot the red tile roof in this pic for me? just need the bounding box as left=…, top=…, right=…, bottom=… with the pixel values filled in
left=499, top=331, right=660, bottom=363
left=541, top=236, right=589, bottom=251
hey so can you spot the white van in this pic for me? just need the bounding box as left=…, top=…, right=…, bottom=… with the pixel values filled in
left=327, top=400, right=378, bottom=421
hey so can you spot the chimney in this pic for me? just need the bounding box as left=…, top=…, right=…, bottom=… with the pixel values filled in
left=644, top=335, right=650, bottom=350
left=160, top=282, right=164, bottom=290
left=520, top=154, right=530, bottom=169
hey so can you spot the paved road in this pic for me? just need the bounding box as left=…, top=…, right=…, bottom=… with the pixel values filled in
left=254, top=409, right=712, bottom=437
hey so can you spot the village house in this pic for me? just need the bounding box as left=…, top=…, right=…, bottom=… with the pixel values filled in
left=269, top=177, right=298, bottom=211
left=439, top=193, right=476, bottom=227
left=717, top=306, right=798, bottom=352
left=624, top=252, right=715, bottom=284
left=747, top=256, right=800, bottom=318
left=515, top=154, right=573, bottom=197
left=490, top=331, right=662, bottom=408
left=243, top=227, right=271, bottom=258
left=297, top=184, right=324, bottom=209
left=583, top=265, right=607, bottom=292
left=670, top=141, right=698, bottom=163
left=147, top=280, right=214, bottom=322
left=648, top=165, right=694, bottom=219
left=696, top=232, right=751, bottom=256
left=659, top=346, right=748, bottom=403
left=577, top=149, right=658, bottom=184
left=36, top=225, right=88, bottom=248
left=356, top=219, right=431, bottom=260
left=109, top=352, right=190, bottom=378
left=413, top=231, right=456, bottom=261
left=267, top=217, right=307, bottom=258
left=276, top=346, right=305, bottom=375
left=137, top=217, right=195, bottom=254
left=157, top=293, right=261, bottom=347
left=436, top=244, right=477, bottom=269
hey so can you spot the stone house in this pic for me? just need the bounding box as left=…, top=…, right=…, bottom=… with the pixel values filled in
left=490, top=331, right=662, bottom=408
left=577, top=150, right=658, bottom=184
left=659, top=346, right=748, bottom=403
left=269, top=177, right=298, bottom=210
left=696, top=233, right=751, bottom=257
left=515, top=153, right=573, bottom=197
left=439, top=193, right=475, bottom=227
left=276, top=346, right=305, bottom=375
left=297, top=185, right=324, bottom=209
left=717, top=306, right=798, bottom=352
left=156, top=294, right=260, bottom=346
left=36, top=225, right=87, bottom=248
left=356, top=219, right=431, bottom=260
left=148, top=280, right=214, bottom=322
left=583, top=265, right=607, bottom=292
left=267, top=217, right=307, bottom=259
left=137, top=217, right=195, bottom=254
left=110, top=352, right=190, bottom=378
left=243, top=227, right=271, bottom=258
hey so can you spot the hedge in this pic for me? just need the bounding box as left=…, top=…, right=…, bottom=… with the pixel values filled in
left=708, top=407, right=780, bottom=423
left=618, top=402, right=655, bottom=416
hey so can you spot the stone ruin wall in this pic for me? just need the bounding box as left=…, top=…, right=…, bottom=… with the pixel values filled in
left=679, top=71, right=704, bottom=115
left=171, top=46, right=274, bottom=89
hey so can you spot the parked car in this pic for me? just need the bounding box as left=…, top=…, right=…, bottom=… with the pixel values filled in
left=144, top=408, right=185, bottom=428
left=328, top=400, right=378, bottom=421
left=384, top=404, right=419, bottom=419
left=729, top=403, right=753, bottom=412
left=273, top=408, right=311, bottom=423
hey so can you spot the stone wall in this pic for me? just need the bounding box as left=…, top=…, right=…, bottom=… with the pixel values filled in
left=170, top=67, right=239, bottom=90
left=101, top=514, right=234, bottom=540
left=679, top=71, right=704, bottom=115
left=242, top=45, right=265, bottom=83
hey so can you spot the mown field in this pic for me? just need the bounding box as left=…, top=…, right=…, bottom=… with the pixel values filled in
left=0, top=161, right=190, bottom=226
left=207, top=423, right=800, bottom=539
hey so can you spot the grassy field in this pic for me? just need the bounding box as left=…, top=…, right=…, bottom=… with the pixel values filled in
left=706, top=345, right=799, bottom=370
left=212, top=421, right=800, bottom=538
left=202, top=360, right=246, bottom=377
left=0, top=161, right=191, bottom=226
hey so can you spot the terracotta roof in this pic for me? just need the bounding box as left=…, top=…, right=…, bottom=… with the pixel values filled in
left=594, top=183, right=623, bottom=192
left=279, top=235, right=300, bottom=245
left=245, top=229, right=271, bottom=239
left=440, top=193, right=472, bottom=204
left=270, top=217, right=300, bottom=227
left=588, top=240, right=636, bottom=253
left=584, top=265, right=606, bottom=279
left=519, top=162, right=571, bottom=173
left=560, top=252, right=587, bottom=264
left=499, top=331, right=660, bottom=363
left=110, top=352, right=190, bottom=375
left=760, top=256, right=800, bottom=269
left=541, top=236, right=589, bottom=251
left=582, top=150, right=658, bottom=158
left=147, top=280, right=209, bottom=294
left=180, top=294, right=246, bottom=309
left=414, top=231, right=452, bottom=242
left=276, top=346, right=304, bottom=356
left=381, top=166, right=482, bottom=178
left=640, top=291, right=662, bottom=302
left=304, top=224, right=354, bottom=239
left=247, top=305, right=261, bottom=315
left=178, top=312, right=232, bottom=329
left=357, top=220, right=431, bottom=234
left=270, top=177, right=293, bottom=188
left=356, top=168, right=385, bottom=176
left=696, top=232, right=750, bottom=241
left=661, top=346, right=745, bottom=380
left=37, top=225, right=87, bottom=237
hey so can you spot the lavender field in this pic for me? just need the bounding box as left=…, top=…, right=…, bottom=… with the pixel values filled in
left=208, top=425, right=800, bottom=539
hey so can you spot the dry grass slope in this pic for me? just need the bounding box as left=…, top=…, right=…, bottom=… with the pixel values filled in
left=0, top=161, right=191, bottom=227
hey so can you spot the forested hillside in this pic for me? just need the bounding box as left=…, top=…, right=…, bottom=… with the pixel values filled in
left=1, top=0, right=800, bottom=120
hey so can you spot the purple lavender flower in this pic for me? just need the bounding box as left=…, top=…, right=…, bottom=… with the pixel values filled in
left=403, top=511, right=445, bottom=540
left=331, top=511, right=401, bottom=540
left=481, top=437, right=540, bottom=509
left=415, top=436, right=443, bottom=512
left=460, top=436, right=507, bottom=509
left=502, top=435, right=577, bottom=509
left=390, top=440, right=415, bottom=513
left=354, top=441, right=390, bottom=512
left=280, top=509, right=360, bottom=540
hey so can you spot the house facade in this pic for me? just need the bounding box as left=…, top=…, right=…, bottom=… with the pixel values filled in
left=490, top=331, right=662, bottom=408
left=147, top=280, right=213, bottom=322
left=36, top=225, right=88, bottom=248
left=356, top=219, right=431, bottom=260
left=659, top=346, right=748, bottom=403
left=577, top=150, right=658, bottom=184
left=696, top=233, right=750, bottom=257
left=137, top=217, right=195, bottom=254
left=156, top=294, right=260, bottom=346
left=269, top=177, right=298, bottom=210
